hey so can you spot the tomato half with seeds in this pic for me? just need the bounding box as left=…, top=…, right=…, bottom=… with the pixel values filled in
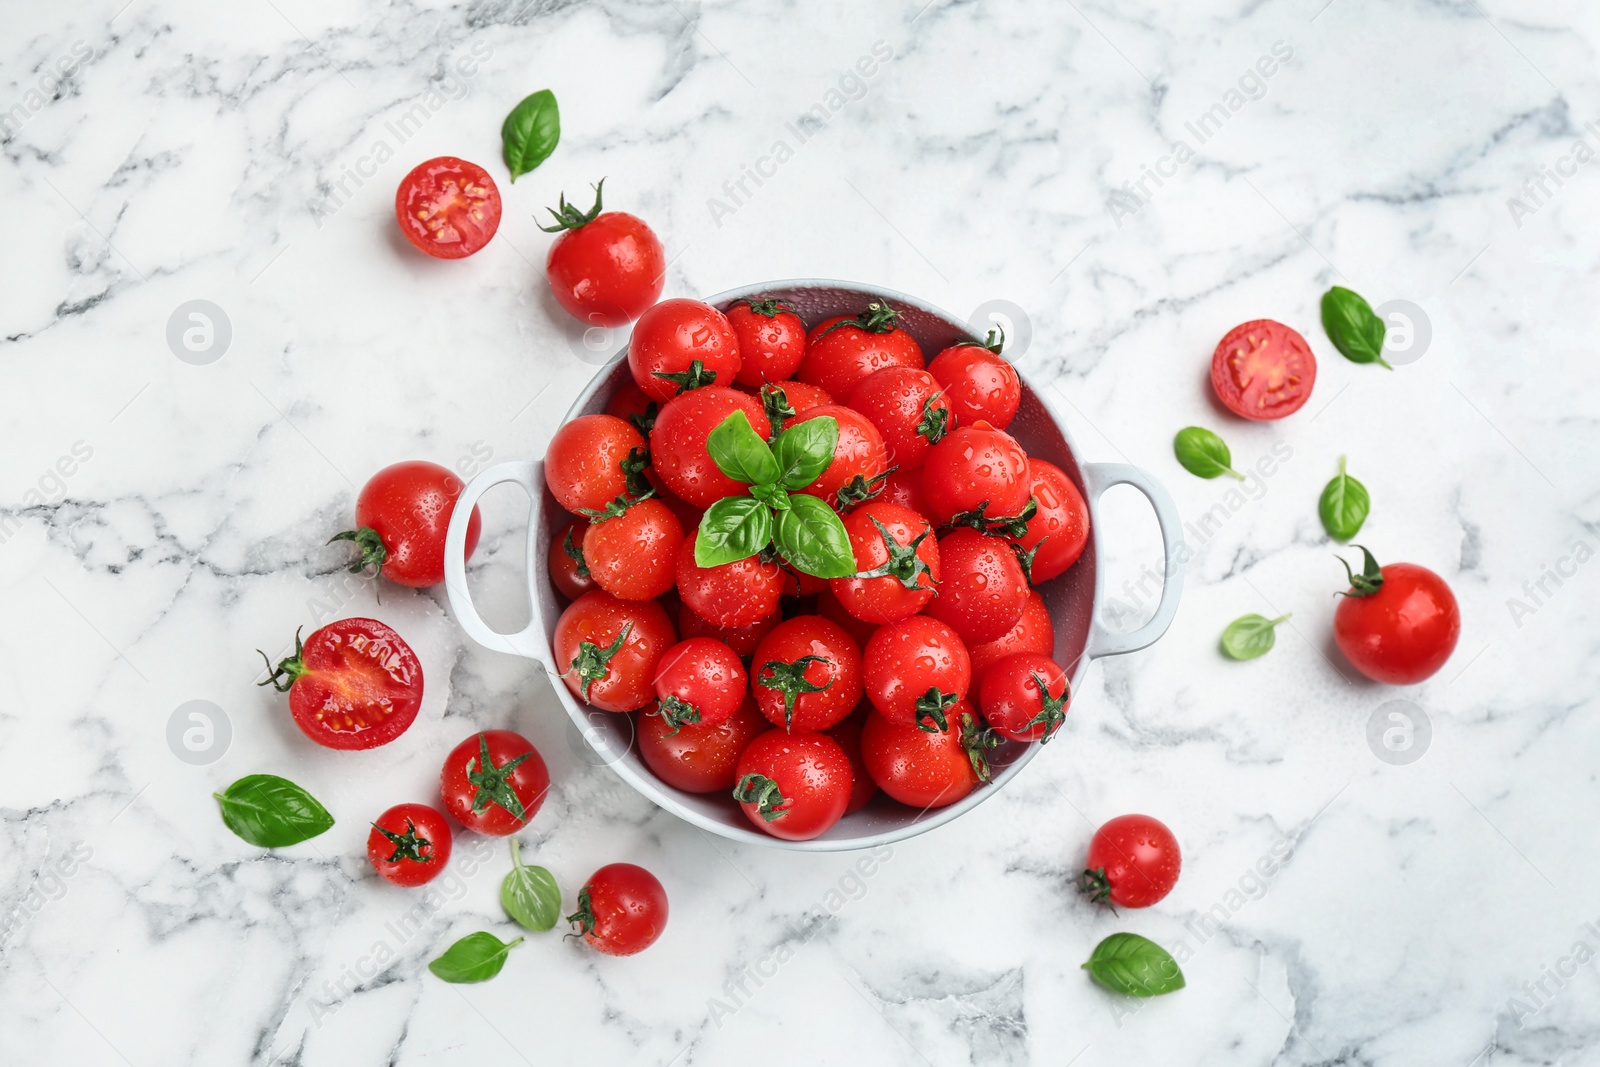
left=927, top=339, right=1021, bottom=430
left=677, top=602, right=779, bottom=658
left=549, top=520, right=595, bottom=600
left=921, top=422, right=1032, bottom=528
left=639, top=697, right=767, bottom=793
left=675, top=532, right=784, bottom=628
left=553, top=592, right=676, bottom=712
left=368, top=803, right=453, bottom=887
left=569, top=863, right=668, bottom=955
left=394, top=156, right=501, bottom=259
left=544, top=414, right=649, bottom=515
left=924, top=528, right=1029, bottom=644
left=863, top=616, right=971, bottom=731
left=848, top=367, right=952, bottom=471
left=830, top=501, right=939, bottom=624
left=1007, top=459, right=1089, bottom=583
left=979, top=653, right=1069, bottom=742
left=860, top=704, right=993, bottom=809
left=582, top=497, right=683, bottom=601
left=259, top=618, right=423, bottom=750
left=1211, top=319, right=1317, bottom=420
left=650, top=387, right=770, bottom=508
left=1079, top=813, right=1181, bottom=908
left=785, top=405, right=889, bottom=510
left=542, top=182, right=664, bottom=327
left=968, top=591, right=1055, bottom=690
left=651, top=637, right=748, bottom=732
left=440, top=730, right=551, bottom=836
left=750, top=616, right=863, bottom=732
left=798, top=302, right=924, bottom=399
left=629, top=299, right=743, bottom=404
left=733, top=730, right=853, bottom=840
left=729, top=299, right=808, bottom=387
left=1332, top=548, right=1460, bottom=684
left=331, top=461, right=482, bottom=589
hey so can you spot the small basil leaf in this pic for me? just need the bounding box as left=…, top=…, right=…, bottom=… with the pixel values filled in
left=501, top=89, right=560, bottom=182
left=1081, top=933, right=1186, bottom=997
left=696, top=496, right=774, bottom=567
left=1220, top=613, right=1289, bottom=660
left=501, top=839, right=561, bottom=932
left=707, top=412, right=780, bottom=486
left=428, top=931, right=523, bottom=983
left=773, top=494, right=855, bottom=578
left=1318, top=455, right=1370, bottom=542
left=1173, top=427, right=1243, bottom=480
left=1321, top=286, right=1391, bottom=368
left=773, top=416, right=838, bottom=490
left=214, top=774, right=334, bottom=848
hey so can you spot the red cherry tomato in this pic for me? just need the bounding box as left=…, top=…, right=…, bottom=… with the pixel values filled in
left=549, top=520, right=596, bottom=600
left=826, top=708, right=878, bottom=814
left=439, top=730, right=551, bottom=836
left=333, top=461, right=482, bottom=588
left=1007, top=459, right=1089, bottom=583
left=816, top=587, right=881, bottom=650
left=552, top=592, right=676, bottom=712
left=604, top=379, right=660, bottom=437
left=367, top=803, right=453, bottom=887
left=784, top=404, right=888, bottom=510
left=754, top=380, right=833, bottom=427
left=639, top=697, right=767, bottom=793
left=863, top=616, right=972, bottom=731
left=628, top=299, right=743, bottom=404
left=581, top=498, right=683, bottom=601
left=676, top=602, right=778, bottom=658
left=733, top=730, right=852, bottom=840
left=729, top=299, right=808, bottom=387
left=650, top=637, right=748, bottom=732
left=924, top=528, right=1029, bottom=644
left=877, top=465, right=931, bottom=518
left=798, top=302, right=924, bottom=399
left=650, top=387, right=770, bottom=508
left=1080, top=814, right=1181, bottom=908
left=979, top=653, right=1069, bottom=742
left=394, top=156, right=501, bottom=259
left=542, top=183, right=664, bottom=327
left=1210, top=319, right=1317, bottom=420
left=927, top=341, right=1021, bottom=430
left=569, top=862, right=668, bottom=955
left=1332, top=550, right=1460, bottom=684
left=829, top=502, right=939, bottom=624
left=921, top=422, right=1032, bottom=528
left=848, top=367, right=952, bottom=472
left=860, top=704, right=991, bottom=809
left=544, top=414, right=648, bottom=515
left=259, top=618, right=422, bottom=750
left=969, top=591, right=1055, bottom=690
left=675, top=531, right=784, bottom=628
left=750, top=616, right=862, bottom=732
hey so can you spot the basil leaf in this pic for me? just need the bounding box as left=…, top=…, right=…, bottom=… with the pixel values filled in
left=1318, top=455, right=1369, bottom=542
left=501, top=839, right=561, bottom=932
left=707, top=412, right=780, bottom=486
left=428, top=931, right=523, bottom=983
left=214, top=774, right=334, bottom=848
left=1220, top=613, right=1289, bottom=660
left=773, top=493, right=854, bottom=578
left=696, top=496, right=773, bottom=567
left=500, top=89, right=560, bottom=182
left=1173, top=426, right=1243, bottom=480
left=1081, top=933, right=1186, bottom=997
left=1321, top=285, right=1391, bottom=368
left=773, top=416, right=838, bottom=490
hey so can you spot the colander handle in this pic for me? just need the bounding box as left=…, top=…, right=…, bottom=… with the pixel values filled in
left=444, top=460, right=552, bottom=665
left=1081, top=462, right=1186, bottom=659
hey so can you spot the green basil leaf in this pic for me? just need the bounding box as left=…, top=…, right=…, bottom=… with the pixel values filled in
left=500, top=89, right=560, bottom=182
left=501, top=839, right=561, bottom=932
left=707, top=411, right=780, bottom=486
left=1321, top=285, right=1391, bottom=368
left=773, top=416, right=838, bottom=490
left=1220, top=613, right=1289, bottom=660
left=214, top=774, right=334, bottom=848
left=1081, top=933, right=1186, bottom=997
left=696, top=496, right=773, bottom=567
left=428, top=931, right=523, bottom=983
left=773, top=493, right=854, bottom=578
left=1318, top=455, right=1370, bottom=542
left=1173, top=426, right=1243, bottom=480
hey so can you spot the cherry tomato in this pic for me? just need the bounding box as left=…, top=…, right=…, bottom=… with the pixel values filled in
left=924, top=528, right=1029, bottom=644
left=776, top=558, right=829, bottom=598
left=848, top=367, right=952, bottom=471
left=604, top=379, right=660, bottom=437
left=676, top=602, right=778, bottom=658
left=1332, top=548, right=1460, bottom=684
left=367, top=803, right=453, bottom=887
left=969, top=590, right=1055, bottom=690
left=675, top=532, right=784, bottom=628
left=825, top=708, right=878, bottom=814
left=750, top=616, right=862, bottom=731
left=259, top=618, right=423, bottom=750
left=816, top=588, right=880, bottom=650
left=830, top=502, right=939, bottom=624
left=785, top=404, right=888, bottom=510
left=651, top=637, right=748, bottom=732
left=1211, top=319, right=1317, bottom=420
left=639, top=697, right=767, bottom=793
left=582, top=498, right=683, bottom=601
left=544, top=415, right=649, bottom=515
left=650, top=386, right=770, bottom=508
left=798, top=301, right=924, bottom=399
left=569, top=863, right=668, bottom=955
left=877, top=465, right=931, bottom=519
left=733, top=730, right=852, bottom=840
left=979, top=653, right=1069, bottom=742
left=1007, top=459, right=1089, bottom=583
left=860, top=704, right=993, bottom=809
left=394, top=156, right=501, bottom=259
left=542, top=182, right=664, bottom=327
left=1079, top=814, right=1181, bottom=908
left=729, top=299, right=808, bottom=387
left=753, top=379, right=833, bottom=429
left=553, top=592, right=676, bottom=712
left=629, top=299, right=743, bottom=404
left=863, top=616, right=971, bottom=731
left=332, top=461, right=482, bottom=589
left=440, top=730, right=551, bottom=836
left=549, top=520, right=595, bottom=600
left=927, top=340, right=1021, bottom=430
left=921, top=422, right=1032, bottom=528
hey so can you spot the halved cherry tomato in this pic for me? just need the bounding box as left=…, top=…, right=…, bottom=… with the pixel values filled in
left=1332, top=548, right=1460, bottom=684
left=733, top=730, right=852, bottom=840
left=979, top=652, right=1069, bottom=742
left=927, top=339, right=1020, bottom=430
left=848, top=367, right=952, bottom=471
left=569, top=862, right=668, bottom=955
left=968, top=590, right=1055, bottom=690
left=860, top=703, right=992, bottom=809
left=542, top=182, right=664, bottom=327
left=924, top=528, right=1029, bottom=644
left=862, top=616, right=971, bottom=731
left=921, top=422, right=1032, bottom=528
left=677, top=602, right=779, bottom=658
left=729, top=299, right=808, bottom=387
left=367, top=803, right=453, bottom=887
left=1210, top=319, right=1317, bottom=420
left=651, top=637, right=748, bottom=732
left=582, top=498, right=683, bottom=601
left=629, top=299, right=742, bottom=404
left=829, top=501, right=939, bottom=624
left=750, top=616, right=862, bottom=731
left=258, top=618, right=423, bottom=750
left=784, top=404, right=888, bottom=510
left=332, top=460, right=482, bottom=589
left=1079, top=814, right=1181, bottom=908
left=675, top=532, right=783, bottom=628
left=799, top=301, right=923, bottom=399
left=544, top=415, right=648, bottom=515
left=650, top=386, right=770, bottom=508
left=639, top=697, right=767, bottom=793
left=394, top=156, right=501, bottom=259
left=552, top=592, right=676, bottom=712
left=439, top=730, right=550, bottom=836
left=550, top=520, right=595, bottom=600
left=1007, top=459, right=1089, bottom=583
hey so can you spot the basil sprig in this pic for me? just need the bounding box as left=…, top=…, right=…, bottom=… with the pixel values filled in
left=1321, top=285, right=1391, bottom=368
left=1318, top=455, right=1369, bottom=542
left=428, top=931, right=523, bottom=983
left=1082, top=933, right=1186, bottom=997
left=501, top=839, right=562, bottom=932
left=214, top=774, right=334, bottom=848
left=1173, top=426, right=1244, bottom=481
left=1220, top=613, right=1290, bottom=660
left=501, top=89, right=560, bottom=182
left=694, top=412, right=854, bottom=578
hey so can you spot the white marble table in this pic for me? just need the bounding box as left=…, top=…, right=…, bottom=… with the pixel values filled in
left=4, top=1, right=1597, bottom=1063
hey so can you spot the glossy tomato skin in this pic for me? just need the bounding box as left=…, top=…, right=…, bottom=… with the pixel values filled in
left=639, top=697, right=766, bottom=793
left=394, top=156, right=501, bottom=259
left=816, top=588, right=881, bottom=650
left=800, top=312, right=924, bottom=400
left=550, top=520, right=596, bottom=600
left=1211, top=319, right=1317, bottom=420
left=571, top=863, right=668, bottom=955
left=629, top=299, right=743, bottom=404
left=650, top=387, right=770, bottom=508
left=1008, top=460, right=1089, bottom=583
left=750, top=616, right=863, bottom=732
left=921, top=423, right=1032, bottom=527
left=1082, top=814, right=1181, bottom=908
left=968, top=591, right=1055, bottom=690
left=582, top=498, right=683, bottom=601
left=677, top=602, right=778, bottom=658
left=553, top=592, right=676, bottom=712
left=927, top=344, right=1021, bottom=430
left=268, top=617, right=423, bottom=750
left=545, top=415, right=648, bottom=515
left=830, top=502, right=940, bottom=623
left=347, top=461, right=481, bottom=588
left=878, top=466, right=931, bottom=519
left=367, top=803, right=453, bottom=887
left=825, top=709, right=878, bottom=813
left=729, top=301, right=808, bottom=386
left=675, top=532, right=784, bottom=628
left=440, top=730, right=551, bottom=836
left=785, top=404, right=888, bottom=509
left=848, top=367, right=952, bottom=472
left=860, top=704, right=982, bottom=809
left=546, top=212, right=664, bottom=327
left=733, top=730, right=852, bottom=840
left=1333, top=563, right=1460, bottom=684
left=863, top=616, right=971, bottom=729
left=651, top=637, right=748, bottom=729
left=979, top=653, right=1069, bottom=742
left=755, top=379, right=832, bottom=422
left=925, top=528, right=1030, bottom=644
